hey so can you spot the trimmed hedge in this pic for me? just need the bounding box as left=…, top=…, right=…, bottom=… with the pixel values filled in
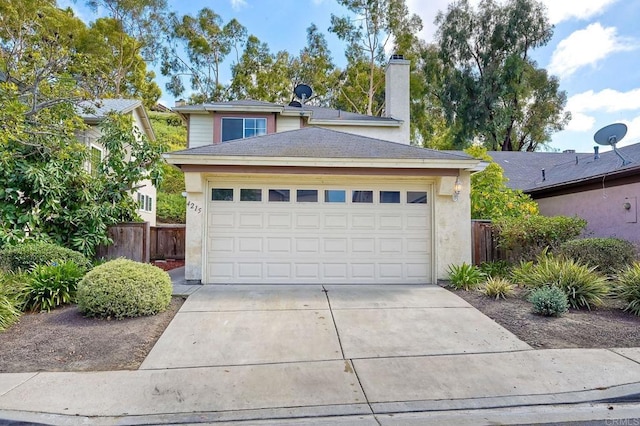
left=0, top=242, right=91, bottom=273
left=77, top=258, right=172, bottom=319
left=557, top=238, right=637, bottom=275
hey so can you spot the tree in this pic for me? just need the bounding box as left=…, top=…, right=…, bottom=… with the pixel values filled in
left=162, top=8, right=247, bottom=102
left=229, top=35, right=292, bottom=103
left=85, top=0, right=167, bottom=100
left=465, top=146, right=538, bottom=221
left=84, top=18, right=161, bottom=108
left=435, top=0, right=570, bottom=151
left=0, top=0, right=165, bottom=255
left=289, top=24, right=337, bottom=106
left=329, top=0, right=422, bottom=115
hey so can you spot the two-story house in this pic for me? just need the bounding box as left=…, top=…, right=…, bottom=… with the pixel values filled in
left=79, top=99, right=157, bottom=226
left=165, top=56, right=481, bottom=285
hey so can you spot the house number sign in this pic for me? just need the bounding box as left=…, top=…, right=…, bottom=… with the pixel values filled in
left=187, top=201, right=202, bottom=214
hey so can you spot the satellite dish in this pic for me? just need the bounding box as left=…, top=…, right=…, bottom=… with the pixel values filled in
left=288, top=101, right=302, bottom=107
left=593, top=123, right=631, bottom=166
left=294, top=84, right=313, bottom=103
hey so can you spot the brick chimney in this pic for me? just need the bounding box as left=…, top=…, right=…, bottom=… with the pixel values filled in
left=385, top=54, right=411, bottom=144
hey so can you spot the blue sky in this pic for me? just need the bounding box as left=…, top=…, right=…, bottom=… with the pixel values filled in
left=59, top=0, right=640, bottom=153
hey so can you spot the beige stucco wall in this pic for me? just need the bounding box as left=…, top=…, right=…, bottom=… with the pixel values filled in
left=276, top=115, right=301, bottom=132
left=535, top=182, right=640, bottom=247
left=434, top=173, right=472, bottom=279
left=181, top=170, right=473, bottom=283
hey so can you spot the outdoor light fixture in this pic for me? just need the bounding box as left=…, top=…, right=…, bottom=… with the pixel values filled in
left=453, top=177, right=462, bottom=202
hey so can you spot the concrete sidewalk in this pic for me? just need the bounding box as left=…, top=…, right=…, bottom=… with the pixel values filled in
left=2, top=281, right=640, bottom=424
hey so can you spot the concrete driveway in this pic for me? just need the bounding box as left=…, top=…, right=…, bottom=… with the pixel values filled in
left=140, top=284, right=530, bottom=370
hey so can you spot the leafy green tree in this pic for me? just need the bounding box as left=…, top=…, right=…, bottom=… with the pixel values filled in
left=466, top=146, right=539, bottom=221
left=0, top=1, right=165, bottom=255
left=435, top=0, right=570, bottom=151
left=85, top=0, right=166, bottom=104
left=162, top=8, right=247, bottom=102
left=329, top=0, right=422, bottom=115
left=229, top=35, right=292, bottom=103
left=84, top=17, right=161, bottom=108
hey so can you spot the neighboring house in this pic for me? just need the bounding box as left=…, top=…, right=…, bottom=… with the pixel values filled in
left=79, top=99, right=157, bottom=226
left=165, top=57, right=481, bottom=285
left=490, top=144, right=640, bottom=246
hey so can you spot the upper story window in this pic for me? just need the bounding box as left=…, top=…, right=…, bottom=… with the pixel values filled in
left=89, top=145, right=103, bottom=177
left=221, top=118, right=267, bottom=142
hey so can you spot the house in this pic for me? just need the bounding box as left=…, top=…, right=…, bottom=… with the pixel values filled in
left=79, top=99, right=157, bottom=226
left=165, top=57, right=482, bottom=285
left=490, top=143, right=640, bottom=247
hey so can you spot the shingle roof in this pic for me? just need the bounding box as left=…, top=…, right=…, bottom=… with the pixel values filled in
left=489, top=144, right=640, bottom=192
left=170, top=126, right=472, bottom=161
left=78, top=99, right=142, bottom=119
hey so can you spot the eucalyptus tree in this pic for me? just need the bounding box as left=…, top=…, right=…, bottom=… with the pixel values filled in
left=329, top=0, right=422, bottom=116
left=435, top=0, right=570, bottom=151
left=162, top=8, right=247, bottom=102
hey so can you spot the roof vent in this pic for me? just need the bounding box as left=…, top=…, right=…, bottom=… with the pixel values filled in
left=594, top=146, right=600, bottom=160
left=541, top=168, right=546, bottom=182
left=563, top=149, right=575, bottom=153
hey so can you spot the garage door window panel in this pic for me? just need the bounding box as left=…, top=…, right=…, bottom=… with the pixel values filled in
left=212, top=188, right=234, bottom=201
left=269, top=189, right=290, bottom=202
left=297, top=189, right=318, bottom=202
left=352, top=190, right=373, bottom=203
left=240, top=189, right=262, bottom=201
left=380, top=191, right=400, bottom=204
left=407, top=191, right=427, bottom=204
left=325, top=190, right=346, bottom=203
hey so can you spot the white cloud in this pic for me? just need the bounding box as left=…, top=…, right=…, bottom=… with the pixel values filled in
left=231, top=0, right=248, bottom=11
left=620, top=115, right=640, bottom=146
left=406, top=0, right=453, bottom=42
left=540, top=0, right=619, bottom=24
left=548, top=23, right=637, bottom=78
left=567, top=88, right=640, bottom=113
left=566, top=112, right=596, bottom=132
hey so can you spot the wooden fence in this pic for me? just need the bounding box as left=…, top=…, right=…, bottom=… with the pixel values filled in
left=150, top=225, right=186, bottom=260
left=471, top=220, right=504, bottom=265
left=96, top=222, right=150, bottom=263
left=96, top=223, right=185, bottom=262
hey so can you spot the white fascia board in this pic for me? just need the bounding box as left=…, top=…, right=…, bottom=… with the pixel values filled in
left=164, top=153, right=480, bottom=170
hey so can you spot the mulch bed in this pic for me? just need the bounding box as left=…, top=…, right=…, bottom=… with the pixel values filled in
left=452, top=286, right=640, bottom=349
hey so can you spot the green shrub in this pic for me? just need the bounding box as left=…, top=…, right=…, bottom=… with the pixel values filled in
left=21, top=261, right=85, bottom=312
left=156, top=192, right=186, bottom=224
left=0, top=272, right=26, bottom=331
left=0, top=242, right=91, bottom=273
left=513, top=250, right=609, bottom=310
left=615, top=262, right=640, bottom=316
left=483, top=277, right=515, bottom=299
left=77, top=258, right=172, bottom=319
left=557, top=238, right=637, bottom=275
left=495, top=215, right=587, bottom=262
left=510, top=259, right=534, bottom=285
left=528, top=286, right=568, bottom=317
left=447, top=263, right=485, bottom=291
left=479, top=260, right=510, bottom=278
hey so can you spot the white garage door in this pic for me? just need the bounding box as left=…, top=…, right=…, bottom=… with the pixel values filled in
left=205, top=180, right=433, bottom=284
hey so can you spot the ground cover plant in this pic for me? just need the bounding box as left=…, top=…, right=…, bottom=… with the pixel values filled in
left=447, top=262, right=485, bottom=290
left=510, top=250, right=609, bottom=310
left=482, top=277, right=514, bottom=300
left=528, top=286, right=569, bottom=317
left=615, top=262, right=640, bottom=316
left=21, top=261, right=85, bottom=312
